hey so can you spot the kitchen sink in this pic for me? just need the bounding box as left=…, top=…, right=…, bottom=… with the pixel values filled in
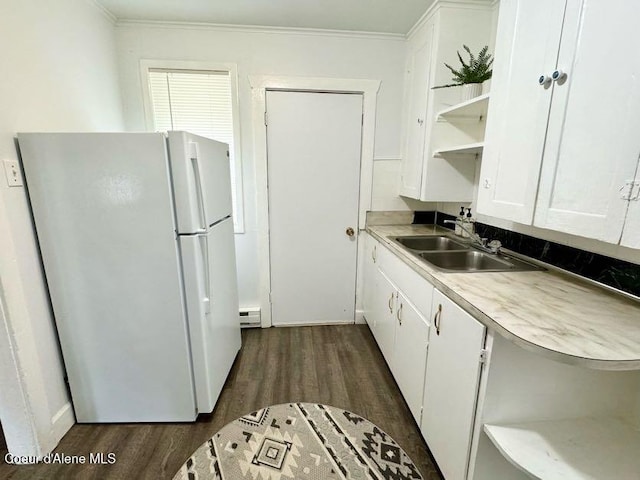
left=418, top=250, right=542, bottom=273
left=390, top=234, right=542, bottom=273
left=393, top=235, right=470, bottom=251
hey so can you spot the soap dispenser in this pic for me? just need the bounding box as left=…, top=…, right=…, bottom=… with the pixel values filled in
left=455, top=206, right=465, bottom=236
left=462, top=208, right=474, bottom=238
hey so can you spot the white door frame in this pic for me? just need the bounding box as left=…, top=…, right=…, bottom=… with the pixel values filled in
left=248, top=75, right=381, bottom=328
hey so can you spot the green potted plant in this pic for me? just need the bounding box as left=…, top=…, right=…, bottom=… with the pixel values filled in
left=433, top=45, right=493, bottom=100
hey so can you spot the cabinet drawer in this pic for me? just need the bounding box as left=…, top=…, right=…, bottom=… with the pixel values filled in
left=378, top=242, right=433, bottom=318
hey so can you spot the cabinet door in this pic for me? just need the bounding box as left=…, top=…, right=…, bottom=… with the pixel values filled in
left=400, top=20, right=435, bottom=198
left=362, top=233, right=378, bottom=329
left=373, top=268, right=397, bottom=363
left=477, top=0, right=567, bottom=224
left=421, top=289, right=486, bottom=480
left=620, top=167, right=640, bottom=249
left=534, top=0, right=640, bottom=243
left=391, top=291, right=430, bottom=425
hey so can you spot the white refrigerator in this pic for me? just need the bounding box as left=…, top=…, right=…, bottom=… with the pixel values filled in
left=18, top=131, right=242, bottom=423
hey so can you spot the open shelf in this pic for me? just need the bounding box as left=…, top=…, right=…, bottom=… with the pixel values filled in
left=433, top=142, right=483, bottom=156
left=437, top=93, right=489, bottom=121
left=484, top=417, right=640, bottom=480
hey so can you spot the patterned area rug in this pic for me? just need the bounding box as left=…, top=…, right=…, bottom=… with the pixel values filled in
left=174, top=403, right=423, bottom=480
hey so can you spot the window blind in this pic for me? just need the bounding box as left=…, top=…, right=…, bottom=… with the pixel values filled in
left=148, top=69, right=240, bottom=229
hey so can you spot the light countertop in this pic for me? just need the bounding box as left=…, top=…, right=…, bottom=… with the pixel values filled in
left=367, top=224, right=640, bottom=370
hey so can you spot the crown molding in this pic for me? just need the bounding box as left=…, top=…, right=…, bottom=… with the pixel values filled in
left=115, top=19, right=406, bottom=41
left=407, top=0, right=494, bottom=39
left=86, top=0, right=117, bottom=24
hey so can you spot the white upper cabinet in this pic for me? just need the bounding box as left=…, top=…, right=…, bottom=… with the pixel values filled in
left=400, top=2, right=494, bottom=202
left=620, top=168, right=640, bottom=249
left=478, top=0, right=566, bottom=224
left=479, top=0, right=640, bottom=246
left=533, top=0, right=640, bottom=243
left=400, top=20, right=435, bottom=198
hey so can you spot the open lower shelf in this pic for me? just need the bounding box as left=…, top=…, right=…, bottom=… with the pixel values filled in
left=433, top=142, right=483, bottom=156
left=437, top=93, right=489, bottom=121
left=484, top=417, right=640, bottom=480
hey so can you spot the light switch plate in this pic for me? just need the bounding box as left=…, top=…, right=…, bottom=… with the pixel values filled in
left=3, top=159, right=23, bottom=187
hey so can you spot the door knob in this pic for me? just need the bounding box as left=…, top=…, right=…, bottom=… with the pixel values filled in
left=346, top=227, right=355, bottom=237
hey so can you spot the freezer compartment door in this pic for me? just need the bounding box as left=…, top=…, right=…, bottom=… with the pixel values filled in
left=17, top=132, right=197, bottom=422
left=168, top=131, right=233, bottom=234
left=180, top=217, right=241, bottom=413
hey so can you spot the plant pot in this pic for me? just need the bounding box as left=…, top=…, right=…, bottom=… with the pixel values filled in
left=461, top=83, right=483, bottom=101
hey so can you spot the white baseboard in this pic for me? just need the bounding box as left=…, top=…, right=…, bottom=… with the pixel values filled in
left=273, top=320, right=356, bottom=327
left=355, top=309, right=366, bottom=324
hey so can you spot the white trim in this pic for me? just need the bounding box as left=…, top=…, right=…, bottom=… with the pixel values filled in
left=355, top=309, right=366, bottom=324
left=50, top=403, right=75, bottom=446
left=116, top=19, right=407, bottom=41
left=249, top=75, right=381, bottom=328
left=273, top=320, right=357, bottom=328
left=86, top=0, right=117, bottom=24
left=139, top=59, right=246, bottom=233
left=0, top=290, right=39, bottom=456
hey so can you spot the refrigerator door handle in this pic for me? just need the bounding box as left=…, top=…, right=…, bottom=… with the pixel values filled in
left=189, top=141, right=208, bottom=231
left=197, top=232, right=211, bottom=314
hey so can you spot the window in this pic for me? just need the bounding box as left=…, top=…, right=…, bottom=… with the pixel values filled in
left=144, top=64, right=244, bottom=232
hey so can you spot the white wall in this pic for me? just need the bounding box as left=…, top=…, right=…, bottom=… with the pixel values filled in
left=115, top=23, right=412, bottom=306
left=0, top=0, right=124, bottom=457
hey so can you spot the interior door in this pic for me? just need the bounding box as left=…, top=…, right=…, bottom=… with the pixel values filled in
left=266, top=90, right=363, bottom=326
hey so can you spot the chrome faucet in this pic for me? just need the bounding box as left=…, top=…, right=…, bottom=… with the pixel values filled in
left=443, top=219, right=502, bottom=254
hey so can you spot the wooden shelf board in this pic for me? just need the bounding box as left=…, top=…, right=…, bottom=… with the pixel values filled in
left=438, top=93, right=490, bottom=120
left=484, top=417, right=640, bottom=480
left=434, top=142, right=484, bottom=156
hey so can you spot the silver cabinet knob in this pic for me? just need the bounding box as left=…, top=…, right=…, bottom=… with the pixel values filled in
left=552, top=69, right=566, bottom=82
left=538, top=74, right=551, bottom=86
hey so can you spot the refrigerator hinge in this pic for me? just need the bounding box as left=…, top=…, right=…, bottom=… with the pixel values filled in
left=479, top=348, right=489, bottom=365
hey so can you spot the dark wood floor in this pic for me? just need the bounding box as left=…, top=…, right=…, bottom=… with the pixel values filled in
left=0, top=423, right=6, bottom=454
left=0, top=325, right=442, bottom=479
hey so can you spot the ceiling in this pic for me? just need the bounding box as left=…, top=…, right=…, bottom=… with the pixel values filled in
left=96, top=0, right=433, bottom=35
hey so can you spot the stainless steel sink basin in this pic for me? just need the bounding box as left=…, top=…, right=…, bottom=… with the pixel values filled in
left=418, top=250, right=542, bottom=273
left=393, top=236, right=470, bottom=251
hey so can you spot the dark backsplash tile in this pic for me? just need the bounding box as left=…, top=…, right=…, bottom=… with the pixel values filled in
left=414, top=210, right=640, bottom=298
left=412, top=211, right=436, bottom=225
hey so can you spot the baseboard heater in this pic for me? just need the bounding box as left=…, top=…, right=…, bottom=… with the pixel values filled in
left=239, top=307, right=261, bottom=328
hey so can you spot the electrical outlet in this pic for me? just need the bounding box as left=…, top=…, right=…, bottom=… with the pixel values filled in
left=3, top=159, right=23, bottom=187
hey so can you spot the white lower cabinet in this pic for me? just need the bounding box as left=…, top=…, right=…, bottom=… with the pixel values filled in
left=390, top=290, right=431, bottom=425
left=362, top=233, right=378, bottom=332
left=373, top=268, right=398, bottom=362
left=363, top=235, right=488, bottom=479
left=421, top=289, right=487, bottom=480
